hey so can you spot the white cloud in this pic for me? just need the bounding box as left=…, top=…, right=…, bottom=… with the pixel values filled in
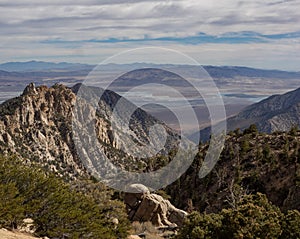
left=0, top=0, right=299, bottom=70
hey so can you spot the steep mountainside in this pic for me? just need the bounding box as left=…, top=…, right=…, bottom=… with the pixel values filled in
left=167, top=128, right=300, bottom=213
left=194, top=87, right=300, bottom=142
left=1, top=82, right=300, bottom=238
left=228, top=86, right=300, bottom=132
left=0, top=83, right=178, bottom=180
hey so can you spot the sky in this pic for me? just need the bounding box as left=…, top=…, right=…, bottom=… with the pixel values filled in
left=0, top=0, right=300, bottom=70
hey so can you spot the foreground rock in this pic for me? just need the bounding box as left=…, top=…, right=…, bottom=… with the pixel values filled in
left=124, top=184, right=188, bottom=227
left=0, top=228, right=45, bottom=239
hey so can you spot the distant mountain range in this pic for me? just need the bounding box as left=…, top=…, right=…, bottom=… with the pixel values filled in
left=203, top=65, right=300, bottom=79
left=193, top=86, right=300, bottom=142
left=1, top=61, right=300, bottom=136
left=1, top=61, right=300, bottom=79
left=0, top=60, right=93, bottom=72
left=1, top=61, right=299, bottom=105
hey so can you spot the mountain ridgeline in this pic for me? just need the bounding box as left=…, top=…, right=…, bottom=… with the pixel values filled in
left=167, top=128, right=300, bottom=212
left=228, top=87, right=300, bottom=132
left=194, top=86, right=300, bottom=142
left=0, top=83, right=179, bottom=180
left=1, top=82, right=300, bottom=238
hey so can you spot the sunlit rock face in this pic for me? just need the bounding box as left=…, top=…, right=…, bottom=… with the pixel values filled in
left=124, top=183, right=188, bottom=227
left=0, top=83, right=179, bottom=180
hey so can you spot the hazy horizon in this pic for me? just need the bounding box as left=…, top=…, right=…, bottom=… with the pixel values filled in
left=1, top=60, right=300, bottom=72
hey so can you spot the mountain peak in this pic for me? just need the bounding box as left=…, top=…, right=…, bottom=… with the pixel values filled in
left=0, top=83, right=179, bottom=180
left=22, top=82, right=37, bottom=96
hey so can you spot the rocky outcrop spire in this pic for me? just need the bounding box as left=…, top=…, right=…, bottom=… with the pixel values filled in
left=22, top=82, right=37, bottom=96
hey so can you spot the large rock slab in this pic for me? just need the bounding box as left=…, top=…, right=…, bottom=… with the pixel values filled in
left=124, top=184, right=188, bottom=227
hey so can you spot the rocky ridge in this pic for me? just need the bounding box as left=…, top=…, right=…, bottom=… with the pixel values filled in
left=229, top=86, right=300, bottom=133
left=0, top=83, right=83, bottom=179
left=0, top=83, right=178, bottom=179
left=194, top=86, right=300, bottom=142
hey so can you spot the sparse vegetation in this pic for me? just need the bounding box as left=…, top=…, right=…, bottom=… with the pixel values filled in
left=0, top=155, right=130, bottom=239
left=176, top=192, right=300, bottom=239
left=165, top=126, right=300, bottom=213
left=1, top=83, right=300, bottom=239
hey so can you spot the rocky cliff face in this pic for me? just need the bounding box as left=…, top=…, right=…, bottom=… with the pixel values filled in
left=0, top=83, right=178, bottom=179
left=0, top=83, right=83, bottom=179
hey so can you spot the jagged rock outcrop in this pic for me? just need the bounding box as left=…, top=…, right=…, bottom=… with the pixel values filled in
left=0, top=83, right=84, bottom=179
left=124, top=184, right=188, bottom=227
left=0, top=83, right=178, bottom=179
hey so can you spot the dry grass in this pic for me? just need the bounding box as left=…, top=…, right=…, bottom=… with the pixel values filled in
left=131, top=221, right=163, bottom=239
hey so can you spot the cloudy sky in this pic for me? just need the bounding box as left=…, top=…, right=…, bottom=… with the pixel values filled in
left=0, top=0, right=300, bottom=70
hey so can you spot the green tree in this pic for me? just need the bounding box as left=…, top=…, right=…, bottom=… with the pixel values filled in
left=289, top=125, right=299, bottom=136
left=176, top=211, right=223, bottom=239
left=280, top=210, right=300, bottom=239
left=0, top=183, right=24, bottom=229
left=240, top=139, right=250, bottom=154
left=176, top=193, right=285, bottom=239
left=221, top=193, right=283, bottom=239
left=243, top=124, right=258, bottom=135
left=0, top=155, right=130, bottom=238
